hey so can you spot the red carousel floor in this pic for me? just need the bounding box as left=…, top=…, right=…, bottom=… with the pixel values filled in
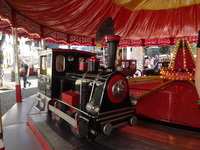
left=2, top=94, right=200, bottom=150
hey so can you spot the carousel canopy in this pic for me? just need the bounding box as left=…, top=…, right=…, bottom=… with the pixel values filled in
left=0, top=0, right=200, bottom=47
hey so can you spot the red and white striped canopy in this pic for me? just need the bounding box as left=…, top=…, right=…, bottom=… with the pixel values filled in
left=1, top=0, right=200, bottom=46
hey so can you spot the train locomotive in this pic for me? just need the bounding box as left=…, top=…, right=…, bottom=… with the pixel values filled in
left=36, top=35, right=137, bottom=140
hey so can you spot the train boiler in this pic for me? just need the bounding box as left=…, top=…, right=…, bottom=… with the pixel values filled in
left=36, top=35, right=137, bottom=140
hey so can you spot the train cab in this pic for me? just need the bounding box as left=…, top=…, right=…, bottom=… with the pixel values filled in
left=36, top=35, right=137, bottom=140
left=37, top=49, right=96, bottom=100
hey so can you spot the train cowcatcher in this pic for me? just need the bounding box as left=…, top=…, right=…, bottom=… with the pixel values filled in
left=36, top=35, right=137, bottom=140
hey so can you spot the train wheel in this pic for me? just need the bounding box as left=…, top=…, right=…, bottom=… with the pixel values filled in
left=129, top=116, right=137, bottom=126
left=47, top=99, right=57, bottom=117
left=70, top=111, right=83, bottom=138
left=53, top=102, right=65, bottom=124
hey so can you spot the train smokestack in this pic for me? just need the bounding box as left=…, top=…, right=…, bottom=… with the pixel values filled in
left=105, top=35, right=120, bottom=70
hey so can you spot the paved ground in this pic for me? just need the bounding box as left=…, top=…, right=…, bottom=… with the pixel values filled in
left=0, top=68, right=38, bottom=115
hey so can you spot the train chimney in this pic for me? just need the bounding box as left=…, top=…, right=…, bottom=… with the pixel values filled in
left=105, top=35, right=120, bottom=71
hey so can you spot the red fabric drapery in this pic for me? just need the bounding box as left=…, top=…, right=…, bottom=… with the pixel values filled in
left=0, top=0, right=200, bottom=46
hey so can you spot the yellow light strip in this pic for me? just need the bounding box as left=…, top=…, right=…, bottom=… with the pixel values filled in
left=170, top=39, right=180, bottom=70
left=17, top=27, right=40, bottom=37
left=187, top=80, right=196, bottom=89
left=183, top=40, right=186, bottom=69
left=186, top=39, right=196, bottom=64
left=0, top=15, right=12, bottom=26
left=136, top=80, right=174, bottom=101
left=128, top=76, right=161, bottom=84
left=44, top=37, right=67, bottom=44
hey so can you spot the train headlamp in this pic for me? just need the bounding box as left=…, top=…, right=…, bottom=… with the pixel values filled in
left=112, top=80, right=126, bottom=99
left=130, top=96, right=137, bottom=106
left=86, top=99, right=100, bottom=115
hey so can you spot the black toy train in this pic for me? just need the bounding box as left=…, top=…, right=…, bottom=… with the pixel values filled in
left=36, top=35, right=137, bottom=140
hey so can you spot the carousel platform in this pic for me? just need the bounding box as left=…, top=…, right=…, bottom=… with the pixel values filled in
left=2, top=94, right=200, bottom=150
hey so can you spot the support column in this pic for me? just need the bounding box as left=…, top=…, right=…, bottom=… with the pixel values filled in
left=102, top=47, right=106, bottom=64
left=116, top=47, right=120, bottom=60
left=170, top=45, right=173, bottom=58
left=0, top=102, right=4, bottom=150
left=40, top=26, right=46, bottom=51
left=142, top=46, right=145, bottom=70
left=122, top=47, right=124, bottom=59
left=12, top=28, right=22, bottom=103
left=196, top=31, right=200, bottom=109
left=68, top=44, right=71, bottom=49
left=91, top=46, right=95, bottom=53
left=41, top=38, right=46, bottom=50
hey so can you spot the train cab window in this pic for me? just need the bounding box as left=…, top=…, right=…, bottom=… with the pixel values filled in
left=122, top=61, right=129, bottom=68
left=56, top=55, right=65, bottom=72
left=40, top=55, right=47, bottom=75
left=131, top=61, right=136, bottom=68
left=132, top=61, right=136, bottom=65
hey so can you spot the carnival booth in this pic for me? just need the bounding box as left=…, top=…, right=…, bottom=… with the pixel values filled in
left=129, top=39, right=200, bottom=128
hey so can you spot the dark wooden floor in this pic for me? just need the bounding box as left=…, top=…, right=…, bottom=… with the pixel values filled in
left=29, top=106, right=200, bottom=149
left=3, top=95, right=200, bottom=150
left=121, top=120, right=200, bottom=150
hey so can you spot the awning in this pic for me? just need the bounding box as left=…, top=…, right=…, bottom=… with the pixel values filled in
left=1, top=0, right=200, bottom=47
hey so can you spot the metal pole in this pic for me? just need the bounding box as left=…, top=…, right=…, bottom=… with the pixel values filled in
left=0, top=102, right=4, bottom=150
left=92, top=46, right=95, bottom=53
left=170, top=45, right=173, bottom=58
left=116, top=47, right=119, bottom=60
left=68, top=44, right=71, bottom=49
left=41, top=38, right=46, bottom=50
left=102, top=47, right=106, bottom=64
left=122, top=48, right=124, bottom=59
left=142, top=46, right=145, bottom=70
left=12, top=28, right=22, bottom=103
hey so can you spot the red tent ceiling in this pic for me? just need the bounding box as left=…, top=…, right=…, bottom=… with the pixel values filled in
left=0, top=0, right=200, bottom=46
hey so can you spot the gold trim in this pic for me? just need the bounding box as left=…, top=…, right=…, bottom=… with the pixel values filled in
left=136, top=80, right=174, bottom=101
left=112, top=0, right=200, bottom=11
